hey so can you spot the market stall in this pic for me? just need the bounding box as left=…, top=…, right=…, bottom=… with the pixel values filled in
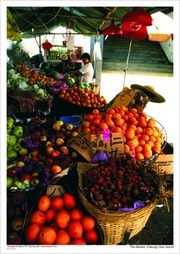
left=6, top=6, right=174, bottom=248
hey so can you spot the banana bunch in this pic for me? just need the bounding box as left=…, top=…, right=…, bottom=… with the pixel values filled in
left=7, top=8, right=22, bottom=42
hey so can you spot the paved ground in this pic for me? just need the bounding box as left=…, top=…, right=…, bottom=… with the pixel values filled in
left=65, top=167, right=174, bottom=246
left=128, top=197, right=173, bottom=245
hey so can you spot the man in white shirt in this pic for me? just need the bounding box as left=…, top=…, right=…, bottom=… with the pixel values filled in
left=78, top=53, right=94, bottom=83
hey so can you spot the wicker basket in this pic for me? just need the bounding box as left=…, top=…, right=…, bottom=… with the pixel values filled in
left=77, top=162, right=158, bottom=245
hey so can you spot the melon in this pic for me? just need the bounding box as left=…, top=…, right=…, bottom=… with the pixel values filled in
left=39, top=62, right=50, bottom=71
left=50, top=70, right=60, bottom=80
left=61, top=54, right=68, bottom=60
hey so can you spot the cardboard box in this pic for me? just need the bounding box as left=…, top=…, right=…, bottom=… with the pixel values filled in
left=155, top=142, right=173, bottom=174
left=67, top=132, right=125, bottom=162
left=107, top=87, right=136, bottom=108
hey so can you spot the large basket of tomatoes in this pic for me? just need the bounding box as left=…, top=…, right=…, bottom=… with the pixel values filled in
left=77, top=156, right=162, bottom=245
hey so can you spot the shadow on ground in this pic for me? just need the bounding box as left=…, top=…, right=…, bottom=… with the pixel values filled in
left=128, top=198, right=173, bottom=245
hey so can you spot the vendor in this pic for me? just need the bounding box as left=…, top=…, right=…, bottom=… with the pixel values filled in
left=130, top=84, right=165, bottom=113
left=72, top=53, right=94, bottom=84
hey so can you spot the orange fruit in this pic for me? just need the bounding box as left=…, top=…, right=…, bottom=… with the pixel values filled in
left=70, top=208, right=83, bottom=221
left=44, top=209, right=56, bottom=224
left=38, top=226, right=57, bottom=245
left=92, top=109, right=100, bottom=115
left=55, top=209, right=70, bottom=229
left=82, top=121, right=90, bottom=128
left=105, top=108, right=115, bottom=115
left=147, top=118, right=156, bottom=128
left=93, top=118, right=100, bottom=126
left=25, top=223, right=41, bottom=243
left=29, top=210, right=45, bottom=226
left=51, top=196, right=64, bottom=211
left=70, top=237, right=86, bottom=245
left=85, top=114, right=94, bottom=122
left=135, top=126, right=143, bottom=134
left=138, top=139, right=146, bottom=146
left=140, top=134, right=149, bottom=142
left=111, top=126, right=122, bottom=133
left=105, top=119, right=114, bottom=129
left=127, top=138, right=139, bottom=149
left=37, top=195, right=51, bottom=212
left=138, top=119, right=147, bottom=128
left=99, top=122, right=108, bottom=130
left=144, top=127, right=153, bottom=136
left=136, top=152, right=144, bottom=160
left=81, top=215, right=95, bottom=231
left=63, top=193, right=77, bottom=210
left=142, top=143, right=152, bottom=152
left=149, top=135, right=156, bottom=143
left=55, top=229, right=71, bottom=245
left=143, top=148, right=153, bottom=158
left=84, top=229, right=98, bottom=244
left=68, top=220, right=83, bottom=239
left=135, top=145, right=143, bottom=153
left=125, top=128, right=135, bottom=140
left=114, top=118, right=124, bottom=127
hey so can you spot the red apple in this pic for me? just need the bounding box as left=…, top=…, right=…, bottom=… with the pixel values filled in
left=51, top=149, right=61, bottom=158
left=20, top=174, right=32, bottom=182
left=60, top=146, right=69, bottom=155
left=51, top=164, right=62, bottom=174
left=32, top=130, right=41, bottom=140
left=31, top=156, right=39, bottom=162
left=7, top=167, right=17, bottom=177
left=38, top=154, right=46, bottom=161
left=19, top=154, right=29, bottom=163
left=45, top=157, right=53, bottom=165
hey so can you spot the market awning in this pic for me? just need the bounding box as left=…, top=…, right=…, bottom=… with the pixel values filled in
left=8, top=7, right=173, bottom=38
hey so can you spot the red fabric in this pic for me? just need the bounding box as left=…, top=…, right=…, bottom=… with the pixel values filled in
left=102, top=20, right=122, bottom=35
left=121, top=8, right=152, bottom=26
left=42, top=40, right=53, bottom=50
left=121, top=23, right=148, bottom=40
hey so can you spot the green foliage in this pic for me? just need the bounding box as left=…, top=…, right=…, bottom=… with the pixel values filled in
left=7, top=42, right=30, bottom=66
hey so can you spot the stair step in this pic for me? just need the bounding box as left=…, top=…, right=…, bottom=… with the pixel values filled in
left=102, top=36, right=173, bottom=74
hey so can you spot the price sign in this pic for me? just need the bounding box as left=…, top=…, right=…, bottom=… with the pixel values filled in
left=91, top=133, right=124, bottom=158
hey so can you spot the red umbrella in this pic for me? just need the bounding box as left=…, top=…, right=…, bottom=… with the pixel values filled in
left=102, top=19, right=122, bottom=36
left=120, top=7, right=153, bottom=87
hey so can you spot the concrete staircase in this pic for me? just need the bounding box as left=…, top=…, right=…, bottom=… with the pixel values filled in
left=102, top=36, right=173, bottom=75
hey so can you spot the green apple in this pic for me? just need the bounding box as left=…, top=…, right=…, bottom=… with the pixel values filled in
left=7, top=128, right=12, bottom=134
left=7, top=134, right=17, bottom=146
left=14, top=180, right=26, bottom=189
left=7, top=176, right=14, bottom=188
left=7, top=117, right=15, bottom=129
left=17, top=137, right=23, bottom=144
left=13, top=143, right=22, bottom=151
left=13, top=126, right=23, bottom=138
left=7, top=149, right=18, bottom=160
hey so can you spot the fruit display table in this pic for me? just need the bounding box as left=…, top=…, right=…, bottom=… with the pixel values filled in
left=6, top=63, right=173, bottom=248
left=6, top=102, right=173, bottom=246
